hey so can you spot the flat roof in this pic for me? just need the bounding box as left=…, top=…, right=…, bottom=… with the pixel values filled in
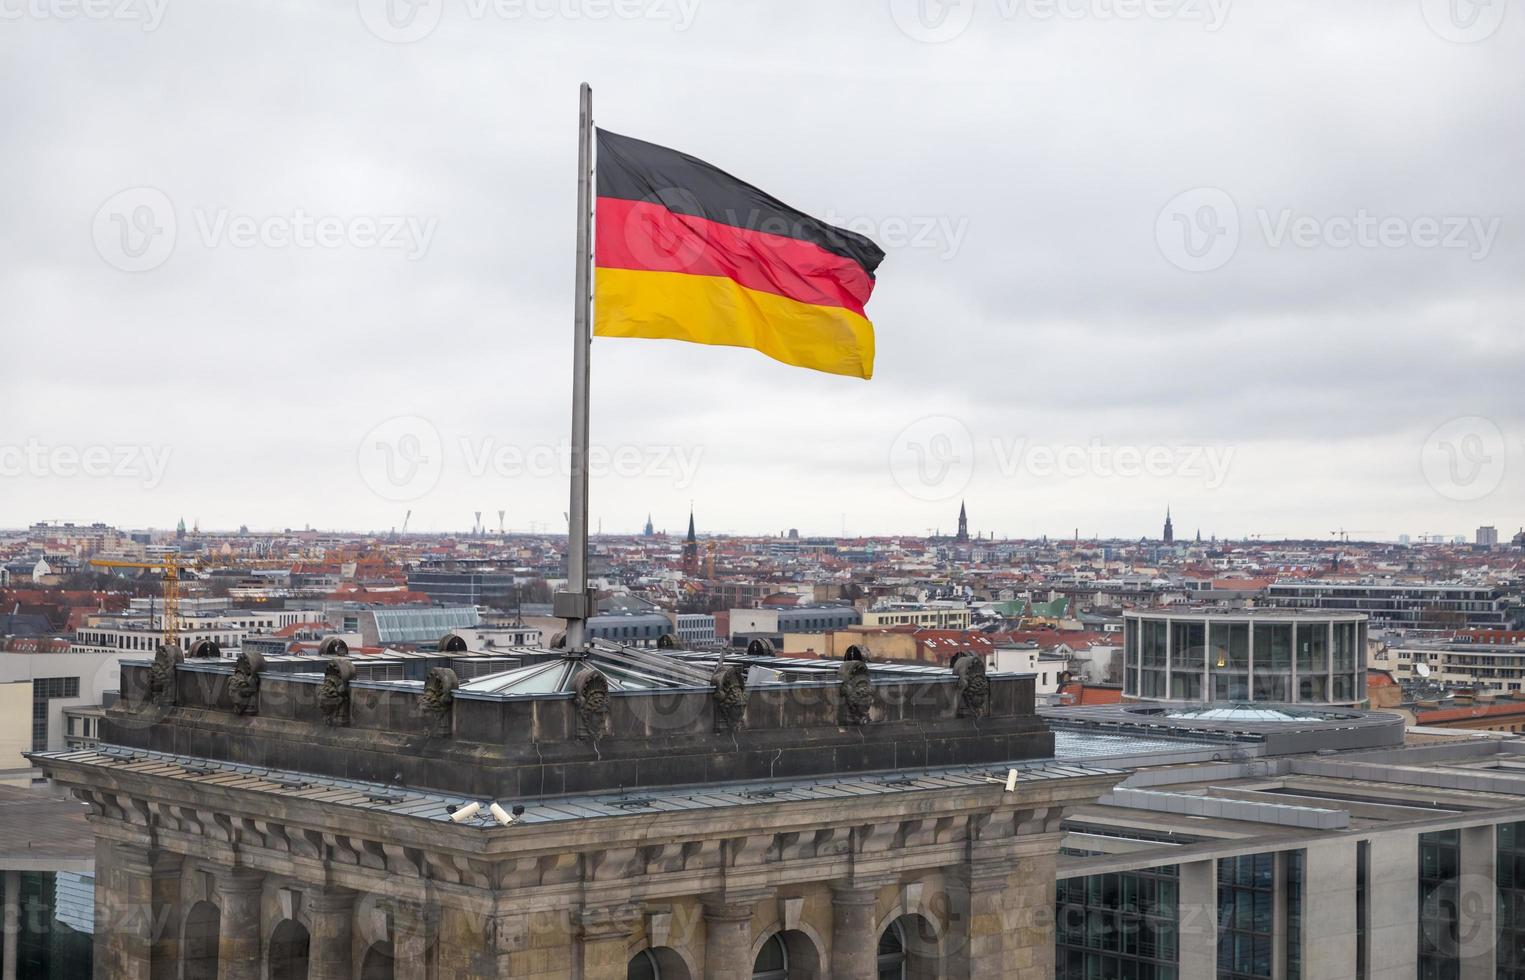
left=30, top=746, right=1118, bottom=829
left=0, top=784, right=94, bottom=871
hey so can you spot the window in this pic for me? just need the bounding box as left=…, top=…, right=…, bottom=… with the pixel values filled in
left=753, top=934, right=788, bottom=980
left=31, top=677, right=81, bottom=751
left=1217, top=853, right=1274, bottom=979
left=1497, top=823, right=1525, bottom=977
left=1418, top=830, right=1460, bottom=980
left=1287, top=850, right=1305, bottom=980
left=877, top=920, right=905, bottom=980
left=1057, top=866, right=1179, bottom=980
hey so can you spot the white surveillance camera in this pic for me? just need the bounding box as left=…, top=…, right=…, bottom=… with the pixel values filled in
left=489, top=803, right=516, bottom=826
left=448, top=802, right=482, bottom=823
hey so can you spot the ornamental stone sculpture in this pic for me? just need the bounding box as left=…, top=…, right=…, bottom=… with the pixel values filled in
left=711, top=663, right=749, bottom=732
left=573, top=668, right=611, bottom=741
left=421, top=667, right=458, bottom=738
left=952, top=650, right=991, bottom=719
left=147, top=644, right=182, bottom=708
left=319, top=657, right=354, bottom=727
left=229, top=650, right=264, bottom=716
left=838, top=652, right=874, bottom=727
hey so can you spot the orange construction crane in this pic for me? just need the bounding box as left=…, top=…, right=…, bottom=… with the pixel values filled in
left=89, top=555, right=197, bottom=650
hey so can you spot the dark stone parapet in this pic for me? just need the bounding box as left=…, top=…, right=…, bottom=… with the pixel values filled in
left=105, top=660, right=1053, bottom=800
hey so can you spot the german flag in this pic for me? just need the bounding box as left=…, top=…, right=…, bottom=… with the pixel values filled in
left=594, top=130, right=885, bottom=380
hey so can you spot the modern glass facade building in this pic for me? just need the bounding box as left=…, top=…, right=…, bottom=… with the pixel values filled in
left=1122, top=611, right=1368, bottom=706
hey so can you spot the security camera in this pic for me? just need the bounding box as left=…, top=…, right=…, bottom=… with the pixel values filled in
left=489, top=803, right=517, bottom=826
left=448, top=802, right=482, bottom=823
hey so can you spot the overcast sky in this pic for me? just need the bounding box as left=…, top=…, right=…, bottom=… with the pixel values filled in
left=1, top=0, right=1520, bottom=542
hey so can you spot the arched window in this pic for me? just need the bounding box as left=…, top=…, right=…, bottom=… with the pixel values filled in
left=752, top=933, right=789, bottom=980
left=880, top=914, right=939, bottom=980
left=877, top=920, right=906, bottom=980
left=628, top=945, right=691, bottom=980
left=182, top=902, right=220, bottom=980
left=269, top=919, right=311, bottom=980
left=359, top=942, right=395, bottom=980
left=629, top=949, right=662, bottom=980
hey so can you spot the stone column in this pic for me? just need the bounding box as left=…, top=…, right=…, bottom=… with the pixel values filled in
left=215, top=869, right=264, bottom=980
left=576, top=904, right=640, bottom=980
left=1178, top=859, right=1218, bottom=979
left=147, top=852, right=183, bottom=980
left=95, top=839, right=160, bottom=980
left=306, top=889, right=355, bottom=980
left=945, top=858, right=1012, bottom=979
left=393, top=901, right=434, bottom=980
left=829, top=884, right=880, bottom=980
left=1460, top=824, right=1498, bottom=980
left=1366, top=830, right=1420, bottom=980
left=1301, top=839, right=1357, bottom=980
left=702, top=897, right=757, bottom=980
left=3, top=870, right=19, bottom=980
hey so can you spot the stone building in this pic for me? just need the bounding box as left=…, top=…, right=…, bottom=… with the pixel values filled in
left=31, top=641, right=1116, bottom=979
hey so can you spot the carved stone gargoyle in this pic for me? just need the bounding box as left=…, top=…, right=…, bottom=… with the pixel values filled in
left=711, top=663, right=749, bottom=733
left=229, top=650, right=264, bottom=716
left=952, top=650, right=992, bottom=719
left=572, top=668, right=610, bottom=741
left=147, top=644, right=183, bottom=709
left=319, top=656, right=355, bottom=727
left=420, top=667, right=458, bottom=738
left=838, top=652, right=875, bottom=727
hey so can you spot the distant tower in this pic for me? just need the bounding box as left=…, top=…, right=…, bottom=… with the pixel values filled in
left=956, top=502, right=970, bottom=543
left=683, top=510, right=699, bottom=576
left=176, top=517, right=186, bottom=540
left=643, top=514, right=655, bottom=538
left=1163, top=508, right=1174, bottom=545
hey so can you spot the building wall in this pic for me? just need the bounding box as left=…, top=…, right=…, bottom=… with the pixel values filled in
left=59, top=757, right=1106, bottom=980
left=862, top=607, right=973, bottom=630
left=0, top=680, right=32, bottom=779
left=0, top=650, right=137, bottom=753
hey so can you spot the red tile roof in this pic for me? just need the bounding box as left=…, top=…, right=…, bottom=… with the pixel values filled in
left=1056, top=681, right=1124, bottom=706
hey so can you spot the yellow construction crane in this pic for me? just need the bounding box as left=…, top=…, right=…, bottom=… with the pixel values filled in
left=89, top=555, right=197, bottom=650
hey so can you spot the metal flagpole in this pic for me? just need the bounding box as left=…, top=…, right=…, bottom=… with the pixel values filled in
left=558, top=81, right=595, bottom=652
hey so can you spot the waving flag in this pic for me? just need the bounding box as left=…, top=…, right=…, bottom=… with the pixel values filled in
left=594, top=130, right=885, bottom=379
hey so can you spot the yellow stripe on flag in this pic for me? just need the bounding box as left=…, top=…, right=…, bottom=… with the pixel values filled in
left=594, top=268, right=875, bottom=380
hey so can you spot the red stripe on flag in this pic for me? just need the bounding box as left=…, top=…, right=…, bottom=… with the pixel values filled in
left=595, top=197, right=875, bottom=316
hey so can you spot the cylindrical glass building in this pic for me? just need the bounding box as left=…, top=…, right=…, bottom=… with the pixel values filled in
left=1122, top=610, right=1367, bottom=705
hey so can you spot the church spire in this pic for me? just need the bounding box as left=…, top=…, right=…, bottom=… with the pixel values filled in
left=683, top=508, right=699, bottom=575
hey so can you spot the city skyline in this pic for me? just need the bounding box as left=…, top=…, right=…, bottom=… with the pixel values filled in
left=3, top=2, right=1521, bottom=540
